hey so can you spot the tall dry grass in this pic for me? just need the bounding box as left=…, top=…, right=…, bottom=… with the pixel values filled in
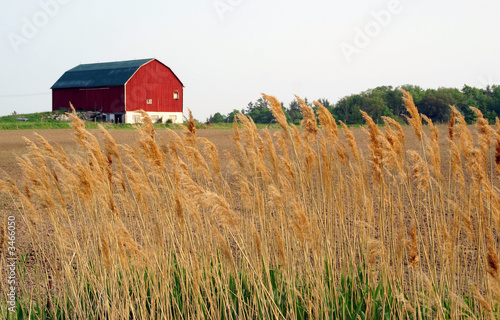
left=1, top=93, right=500, bottom=319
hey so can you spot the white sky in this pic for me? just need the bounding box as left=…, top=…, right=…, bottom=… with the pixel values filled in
left=1, top=0, right=499, bottom=121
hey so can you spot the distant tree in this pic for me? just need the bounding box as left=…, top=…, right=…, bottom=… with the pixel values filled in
left=207, top=112, right=224, bottom=123
left=360, top=90, right=392, bottom=123
left=333, top=95, right=363, bottom=124
left=246, top=97, right=273, bottom=123
left=490, top=85, right=500, bottom=118
left=400, top=84, right=426, bottom=106
left=287, top=99, right=302, bottom=124
left=415, top=88, right=460, bottom=123
left=461, top=85, right=494, bottom=123
left=204, top=84, right=500, bottom=126
left=224, top=109, right=244, bottom=123
left=316, top=98, right=333, bottom=113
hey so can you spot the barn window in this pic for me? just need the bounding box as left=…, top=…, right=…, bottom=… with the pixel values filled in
left=146, top=99, right=152, bottom=104
left=173, top=92, right=179, bottom=100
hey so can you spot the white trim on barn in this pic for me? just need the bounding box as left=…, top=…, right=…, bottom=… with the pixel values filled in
left=124, top=111, right=183, bottom=124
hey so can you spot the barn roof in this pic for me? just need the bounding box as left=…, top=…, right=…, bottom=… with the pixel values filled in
left=51, top=58, right=182, bottom=89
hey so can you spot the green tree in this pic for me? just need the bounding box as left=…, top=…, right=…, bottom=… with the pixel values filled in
left=246, top=97, right=273, bottom=124
left=416, top=88, right=459, bottom=123
left=224, top=109, right=244, bottom=123
left=207, top=112, right=224, bottom=123
left=287, top=99, right=303, bottom=124
left=461, top=85, right=494, bottom=123
left=333, top=94, right=363, bottom=124
left=361, top=92, right=392, bottom=123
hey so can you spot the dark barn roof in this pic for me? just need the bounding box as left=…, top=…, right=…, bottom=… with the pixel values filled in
left=51, top=58, right=153, bottom=89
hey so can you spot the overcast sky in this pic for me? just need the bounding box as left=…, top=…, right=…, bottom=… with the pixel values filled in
left=1, top=0, right=499, bottom=121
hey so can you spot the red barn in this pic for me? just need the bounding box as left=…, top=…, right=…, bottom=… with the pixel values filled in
left=51, top=58, right=184, bottom=123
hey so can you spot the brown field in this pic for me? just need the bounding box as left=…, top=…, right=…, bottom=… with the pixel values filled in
left=0, top=97, right=496, bottom=319
left=0, top=128, right=238, bottom=273
left=0, top=126, right=449, bottom=272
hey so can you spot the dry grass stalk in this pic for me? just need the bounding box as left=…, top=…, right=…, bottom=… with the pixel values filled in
left=407, top=220, right=419, bottom=267
left=450, top=106, right=474, bottom=157
left=449, top=110, right=456, bottom=141
left=335, top=142, right=350, bottom=166
left=0, top=216, right=6, bottom=251
left=314, top=100, right=338, bottom=144
left=471, top=106, right=492, bottom=169
left=447, top=200, right=474, bottom=241
left=210, top=219, right=236, bottom=272
left=495, top=119, right=500, bottom=178
left=262, top=93, right=290, bottom=139
left=468, top=148, right=486, bottom=184
left=251, top=223, right=263, bottom=260
left=138, top=110, right=155, bottom=139
left=381, top=118, right=403, bottom=162
left=408, top=150, right=431, bottom=193
left=486, top=227, right=500, bottom=280
left=67, top=102, right=87, bottom=148
left=183, top=109, right=197, bottom=148
left=472, top=286, right=493, bottom=318
left=99, top=232, right=112, bottom=271
left=401, top=89, right=422, bottom=142
left=340, top=121, right=360, bottom=165
left=271, top=219, right=286, bottom=266
left=360, top=110, right=383, bottom=184
left=199, top=137, right=222, bottom=179
left=367, top=239, right=386, bottom=266
left=290, top=200, right=312, bottom=245
left=295, top=95, right=318, bottom=141
left=382, top=116, right=406, bottom=150
left=421, top=114, right=442, bottom=181
left=449, top=140, right=466, bottom=190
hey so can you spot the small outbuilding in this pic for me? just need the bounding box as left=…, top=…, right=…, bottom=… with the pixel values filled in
left=51, top=58, right=184, bottom=123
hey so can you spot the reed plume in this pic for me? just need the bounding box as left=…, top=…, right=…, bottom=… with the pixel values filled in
left=340, top=121, right=360, bottom=165
left=262, top=93, right=290, bottom=139
left=495, top=120, right=500, bottom=177
left=421, top=114, right=442, bottom=181
left=401, top=89, right=422, bottom=142
left=407, top=220, right=419, bottom=267
left=295, top=95, right=318, bottom=141
left=408, top=150, right=431, bottom=193
left=360, top=110, right=383, bottom=184
left=183, top=109, right=197, bottom=148
left=0, top=216, right=6, bottom=251
left=314, top=100, right=338, bottom=144
left=449, top=109, right=456, bottom=141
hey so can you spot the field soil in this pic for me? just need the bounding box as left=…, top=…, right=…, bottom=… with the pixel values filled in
left=0, top=124, right=472, bottom=306
left=0, top=128, right=237, bottom=287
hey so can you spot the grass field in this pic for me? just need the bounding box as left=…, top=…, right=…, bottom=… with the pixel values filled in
left=1, top=92, right=499, bottom=319
left=0, top=111, right=282, bottom=131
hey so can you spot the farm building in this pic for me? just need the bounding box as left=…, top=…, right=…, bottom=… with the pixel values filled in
left=51, top=58, right=184, bottom=124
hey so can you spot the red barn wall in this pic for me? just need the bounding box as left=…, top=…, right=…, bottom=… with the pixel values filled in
left=52, top=87, right=125, bottom=113
left=125, top=60, right=183, bottom=113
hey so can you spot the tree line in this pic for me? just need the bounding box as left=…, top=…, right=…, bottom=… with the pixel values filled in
left=206, top=84, right=500, bottom=125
